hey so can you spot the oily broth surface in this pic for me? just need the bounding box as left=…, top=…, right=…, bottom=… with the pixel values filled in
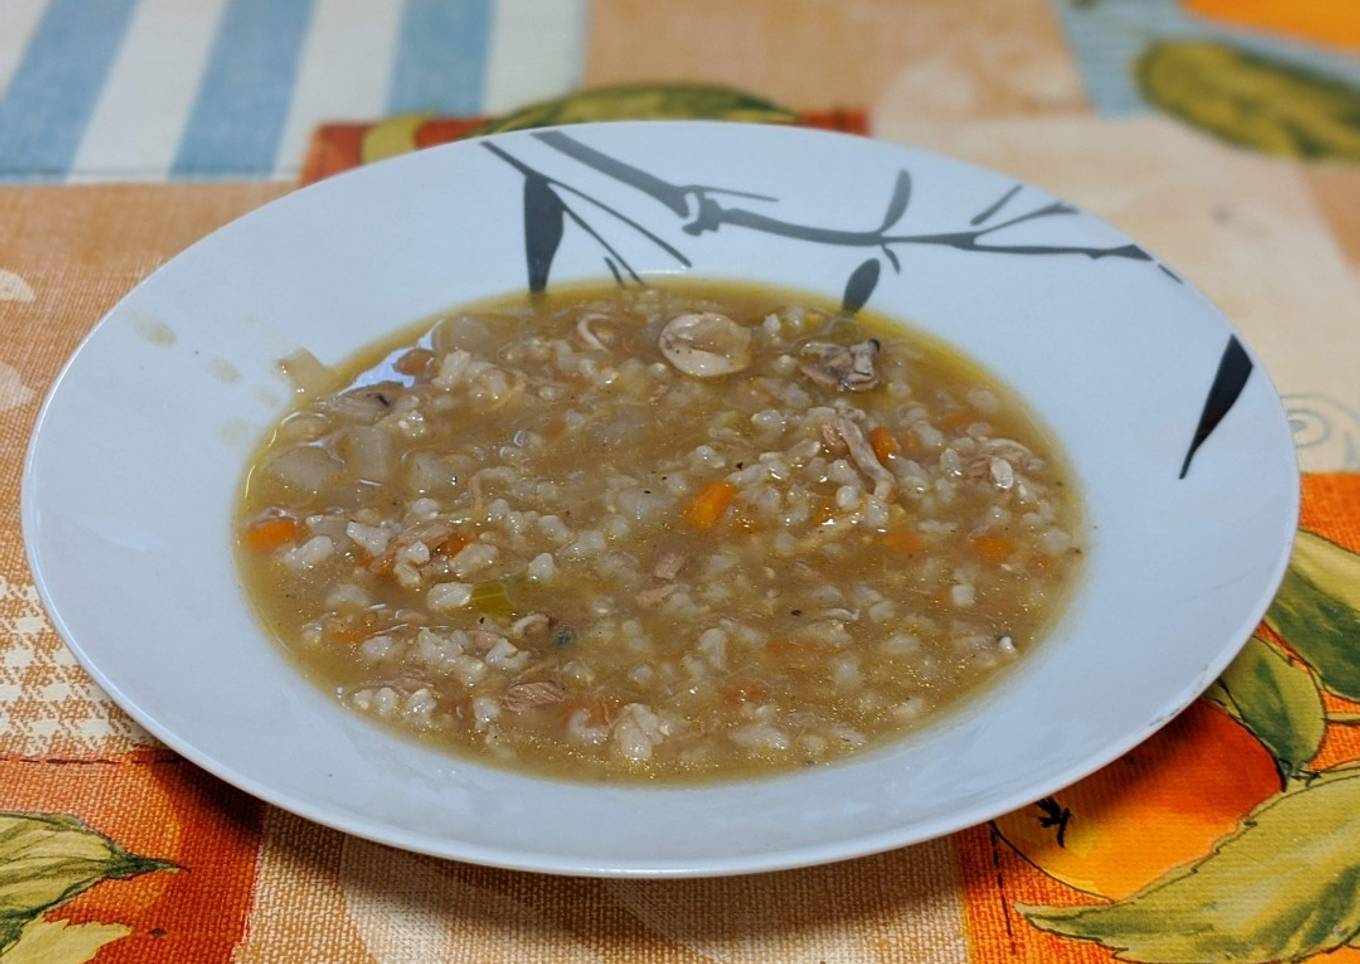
left=237, top=281, right=1082, bottom=782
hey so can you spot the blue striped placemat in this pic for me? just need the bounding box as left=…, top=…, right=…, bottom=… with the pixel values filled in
left=0, top=0, right=587, bottom=184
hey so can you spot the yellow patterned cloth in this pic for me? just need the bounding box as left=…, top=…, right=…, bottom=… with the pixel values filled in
left=2, top=2, right=1359, bottom=961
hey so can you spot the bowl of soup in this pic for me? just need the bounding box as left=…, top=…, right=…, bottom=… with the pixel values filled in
left=22, top=121, right=1298, bottom=876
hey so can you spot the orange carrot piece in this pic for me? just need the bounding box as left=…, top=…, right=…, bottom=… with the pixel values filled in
left=685, top=480, right=737, bottom=530
left=882, top=527, right=924, bottom=553
left=436, top=531, right=471, bottom=556
left=974, top=536, right=1013, bottom=562
left=869, top=426, right=900, bottom=463
left=244, top=516, right=300, bottom=552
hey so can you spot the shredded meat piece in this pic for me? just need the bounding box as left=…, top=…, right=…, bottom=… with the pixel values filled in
left=398, top=520, right=454, bottom=548
left=966, top=456, right=1015, bottom=491
left=652, top=553, right=686, bottom=580
left=799, top=339, right=880, bottom=392
left=979, top=438, right=1034, bottom=463
left=502, top=680, right=567, bottom=713
left=637, top=584, right=678, bottom=606
left=576, top=314, right=613, bottom=351
left=988, top=457, right=1015, bottom=490
left=832, top=417, right=894, bottom=499
left=510, top=612, right=554, bottom=641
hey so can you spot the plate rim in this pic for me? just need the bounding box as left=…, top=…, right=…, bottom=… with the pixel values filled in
left=20, top=119, right=1302, bottom=877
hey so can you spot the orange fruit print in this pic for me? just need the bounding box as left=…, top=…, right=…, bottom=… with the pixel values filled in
left=993, top=700, right=1281, bottom=900
left=961, top=475, right=1360, bottom=962
left=0, top=749, right=263, bottom=962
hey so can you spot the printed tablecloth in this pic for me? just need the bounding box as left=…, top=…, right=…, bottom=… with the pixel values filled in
left=2, top=1, right=1359, bottom=961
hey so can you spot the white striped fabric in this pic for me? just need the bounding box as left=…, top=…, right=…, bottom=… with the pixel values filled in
left=69, top=0, right=229, bottom=182
left=272, top=0, right=404, bottom=178
left=0, top=0, right=50, bottom=99
left=482, top=0, right=586, bottom=114
left=0, top=0, right=588, bottom=183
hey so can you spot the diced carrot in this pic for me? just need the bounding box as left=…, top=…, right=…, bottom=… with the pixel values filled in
left=869, top=426, right=899, bottom=463
left=394, top=347, right=434, bottom=375
left=243, top=516, right=299, bottom=552
left=974, top=536, right=1013, bottom=562
left=436, top=531, right=471, bottom=556
left=882, top=527, right=924, bottom=553
left=937, top=411, right=972, bottom=430
left=685, top=480, right=737, bottom=530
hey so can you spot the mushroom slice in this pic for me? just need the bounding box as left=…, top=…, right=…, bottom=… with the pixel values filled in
left=502, top=680, right=567, bottom=713
left=819, top=421, right=849, bottom=458
left=658, top=312, right=752, bottom=377
left=799, top=339, right=881, bottom=392
left=652, top=552, right=687, bottom=580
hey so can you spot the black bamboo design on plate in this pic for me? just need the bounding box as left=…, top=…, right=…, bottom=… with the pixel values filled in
left=1181, top=336, right=1254, bottom=479
left=480, top=130, right=1250, bottom=478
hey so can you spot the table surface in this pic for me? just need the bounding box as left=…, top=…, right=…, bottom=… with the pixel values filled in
left=2, top=1, right=1359, bottom=962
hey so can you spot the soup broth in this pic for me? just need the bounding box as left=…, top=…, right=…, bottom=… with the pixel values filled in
left=237, top=282, right=1082, bottom=782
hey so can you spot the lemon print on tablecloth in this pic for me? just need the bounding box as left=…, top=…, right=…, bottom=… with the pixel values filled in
left=358, top=85, right=798, bottom=165
left=1137, top=40, right=1360, bottom=161
left=468, top=83, right=796, bottom=136
left=999, top=530, right=1360, bottom=962
left=0, top=812, right=175, bottom=960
